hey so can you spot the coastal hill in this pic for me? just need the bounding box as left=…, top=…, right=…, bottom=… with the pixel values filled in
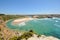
left=0, top=14, right=60, bottom=18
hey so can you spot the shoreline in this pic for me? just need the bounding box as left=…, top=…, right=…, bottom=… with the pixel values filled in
left=12, top=18, right=33, bottom=25
left=4, top=18, right=60, bottom=38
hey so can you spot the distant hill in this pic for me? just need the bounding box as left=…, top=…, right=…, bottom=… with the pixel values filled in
left=0, top=14, right=5, bottom=16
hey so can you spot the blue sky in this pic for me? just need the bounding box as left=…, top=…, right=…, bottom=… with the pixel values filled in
left=0, top=0, right=60, bottom=15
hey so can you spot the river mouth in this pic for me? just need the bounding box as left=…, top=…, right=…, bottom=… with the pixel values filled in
left=6, top=18, right=60, bottom=38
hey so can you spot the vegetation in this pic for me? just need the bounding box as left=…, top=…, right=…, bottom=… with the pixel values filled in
left=9, top=36, right=18, bottom=40
left=0, top=14, right=5, bottom=16
left=0, top=28, right=1, bottom=31
left=0, top=38, right=2, bottom=40
left=0, top=15, right=26, bottom=21
left=0, top=33, right=3, bottom=40
left=9, top=30, right=34, bottom=40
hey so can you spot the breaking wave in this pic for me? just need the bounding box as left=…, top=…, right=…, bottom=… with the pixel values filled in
left=55, top=20, right=58, bottom=22
left=18, top=22, right=26, bottom=26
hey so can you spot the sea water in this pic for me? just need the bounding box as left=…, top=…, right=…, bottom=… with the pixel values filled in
left=6, top=18, right=60, bottom=38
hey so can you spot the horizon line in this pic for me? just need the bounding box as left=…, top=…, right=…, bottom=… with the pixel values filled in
left=0, top=13, right=60, bottom=15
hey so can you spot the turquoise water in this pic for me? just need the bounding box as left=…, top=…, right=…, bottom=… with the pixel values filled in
left=6, top=18, right=60, bottom=38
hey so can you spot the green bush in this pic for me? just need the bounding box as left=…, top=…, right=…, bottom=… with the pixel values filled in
left=9, top=36, right=18, bottom=40
left=9, top=30, right=34, bottom=40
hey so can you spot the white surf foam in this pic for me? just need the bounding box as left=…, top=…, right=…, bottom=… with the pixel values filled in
left=18, top=22, right=26, bottom=26
left=52, top=17, right=59, bottom=19
left=34, top=18, right=52, bottom=21
left=55, top=20, right=58, bottom=22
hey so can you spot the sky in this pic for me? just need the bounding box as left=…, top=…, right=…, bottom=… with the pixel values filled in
left=0, top=0, right=60, bottom=15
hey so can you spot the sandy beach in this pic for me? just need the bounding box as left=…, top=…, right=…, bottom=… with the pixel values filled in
left=12, top=18, right=33, bottom=25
